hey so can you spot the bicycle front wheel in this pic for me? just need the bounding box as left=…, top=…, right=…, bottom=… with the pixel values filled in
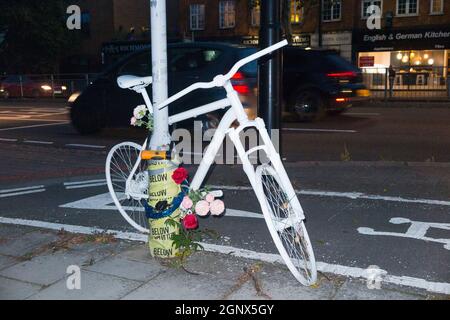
left=106, top=142, right=149, bottom=233
left=255, top=164, right=317, bottom=286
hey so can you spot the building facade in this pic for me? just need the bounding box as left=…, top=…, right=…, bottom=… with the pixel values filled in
left=178, top=0, right=450, bottom=97
left=178, top=1, right=450, bottom=65
left=64, top=0, right=180, bottom=72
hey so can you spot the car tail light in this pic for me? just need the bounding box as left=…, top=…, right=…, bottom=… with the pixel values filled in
left=327, top=71, right=357, bottom=78
left=231, top=72, right=250, bottom=95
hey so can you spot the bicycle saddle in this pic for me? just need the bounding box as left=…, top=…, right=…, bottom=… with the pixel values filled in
left=117, top=75, right=152, bottom=90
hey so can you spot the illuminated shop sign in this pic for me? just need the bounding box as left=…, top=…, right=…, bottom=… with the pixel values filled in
left=353, top=27, right=450, bottom=51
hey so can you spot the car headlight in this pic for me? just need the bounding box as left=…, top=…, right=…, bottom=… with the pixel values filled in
left=41, top=85, right=52, bottom=91
left=68, top=92, right=81, bottom=103
left=61, top=86, right=67, bottom=90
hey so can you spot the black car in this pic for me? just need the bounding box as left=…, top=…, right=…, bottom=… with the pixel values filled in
left=70, top=42, right=368, bottom=134
left=70, top=42, right=257, bottom=134
left=283, top=47, right=369, bottom=121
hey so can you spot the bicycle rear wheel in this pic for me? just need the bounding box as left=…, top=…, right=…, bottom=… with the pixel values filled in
left=255, top=163, right=317, bottom=286
left=106, top=142, right=149, bottom=233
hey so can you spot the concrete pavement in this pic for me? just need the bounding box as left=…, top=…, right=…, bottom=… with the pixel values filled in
left=1, top=224, right=443, bottom=300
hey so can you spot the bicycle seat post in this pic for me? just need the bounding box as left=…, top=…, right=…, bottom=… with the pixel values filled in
left=138, top=89, right=153, bottom=115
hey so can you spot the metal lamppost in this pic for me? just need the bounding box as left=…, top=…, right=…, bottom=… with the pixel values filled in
left=149, top=0, right=171, bottom=150
left=258, top=0, right=282, bottom=138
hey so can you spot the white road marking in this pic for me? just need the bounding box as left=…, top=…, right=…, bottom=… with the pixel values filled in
left=283, top=128, right=357, bottom=133
left=0, top=189, right=46, bottom=198
left=358, top=217, right=450, bottom=250
left=0, top=138, right=18, bottom=142
left=0, top=121, right=69, bottom=131
left=0, top=117, right=68, bottom=122
left=59, top=192, right=261, bottom=220
left=346, top=112, right=380, bottom=116
left=0, top=185, right=45, bottom=194
left=65, top=182, right=107, bottom=190
left=64, top=179, right=107, bottom=186
left=23, top=140, right=54, bottom=145
left=0, top=216, right=449, bottom=295
left=209, top=184, right=450, bottom=207
left=60, top=182, right=450, bottom=208
left=65, top=144, right=106, bottom=149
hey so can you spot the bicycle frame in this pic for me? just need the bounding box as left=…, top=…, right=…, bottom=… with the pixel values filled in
left=125, top=79, right=304, bottom=222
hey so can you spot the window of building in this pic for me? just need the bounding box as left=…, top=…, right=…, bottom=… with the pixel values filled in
left=430, top=0, right=443, bottom=14
left=291, top=0, right=303, bottom=24
left=190, top=4, right=205, bottom=30
left=362, top=0, right=382, bottom=18
left=396, top=0, right=418, bottom=16
left=322, top=0, right=341, bottom=22
left=219, top=1, right=236, bottom=29
left=251, top=4, right=260, bottom=26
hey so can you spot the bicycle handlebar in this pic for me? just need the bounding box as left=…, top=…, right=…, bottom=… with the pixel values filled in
left=157, top=39, right=288, bottom=110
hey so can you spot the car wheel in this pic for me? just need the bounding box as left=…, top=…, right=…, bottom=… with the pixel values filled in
left=70, top=103, right=103, bottom=134
left=291, top=90, right=325, bottom=122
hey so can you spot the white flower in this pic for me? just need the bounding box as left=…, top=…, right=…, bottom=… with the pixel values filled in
left=133, top=105, right=147, bottom=120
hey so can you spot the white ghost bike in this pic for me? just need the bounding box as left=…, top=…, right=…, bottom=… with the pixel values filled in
left=106, top=40, right=317, bottom=285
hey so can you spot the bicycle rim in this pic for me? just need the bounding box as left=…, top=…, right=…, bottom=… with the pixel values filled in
left=106, top=142, right=149, bottom=233
left=256, top=164, right=317, bottom=285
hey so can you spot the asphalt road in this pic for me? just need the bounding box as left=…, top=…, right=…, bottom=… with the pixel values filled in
left=0, top=99, right=449, bottom=295
left=0, top=99, right=449, bottom=162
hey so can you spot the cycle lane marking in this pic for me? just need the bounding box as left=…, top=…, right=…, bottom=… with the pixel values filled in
left=0, top=216, right=448, bottom=295
left=358, top=218, right=450, bottom=250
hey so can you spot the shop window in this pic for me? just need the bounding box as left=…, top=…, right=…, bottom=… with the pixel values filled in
left=430, top=0, right=443, bottom=14
left=251, top=4, right=260, bottom=26
left=362, top=0, right=383, bottom=18
left=396, top=0, right=418, bottom=16
left=322, top=0, right=341, bottom=22
left=219, top=1, right=236, bottom=29
left=190, top=4, right=205, bottom=31
left=291, top=0, right=304, bottom=24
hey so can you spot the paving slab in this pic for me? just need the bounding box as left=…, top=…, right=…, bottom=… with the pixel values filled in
left=0, top=230, right=59, bottom=257
left=27, top=270, right=141, bottom=300
left=0, top=255, right=18, bottom=271
left=0, top=251, right=91, bottom=286
left=332, top=279, right=424, bottom=300
left=0, top=224, right=35, bottom=238
left=85, top=256, right=165, bottom=282
left=0, top=277, right=42, bottom=300
left=122, top=269, right=235, bottom=300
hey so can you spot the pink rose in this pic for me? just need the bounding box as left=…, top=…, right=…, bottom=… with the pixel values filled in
left=210, top=199, right=225, bottom=216
left=195, top=200, right=210, bottom=217
left=181, top=196, right=193, bottom=210
left=205, top=193, right=215, bottom=203
left=130, top=117, right=137, bottom=126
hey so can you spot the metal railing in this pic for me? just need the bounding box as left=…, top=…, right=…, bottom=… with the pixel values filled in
left=0, top=73, right=99, bottom=99
left=361, top=66, right=450, bottom=100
